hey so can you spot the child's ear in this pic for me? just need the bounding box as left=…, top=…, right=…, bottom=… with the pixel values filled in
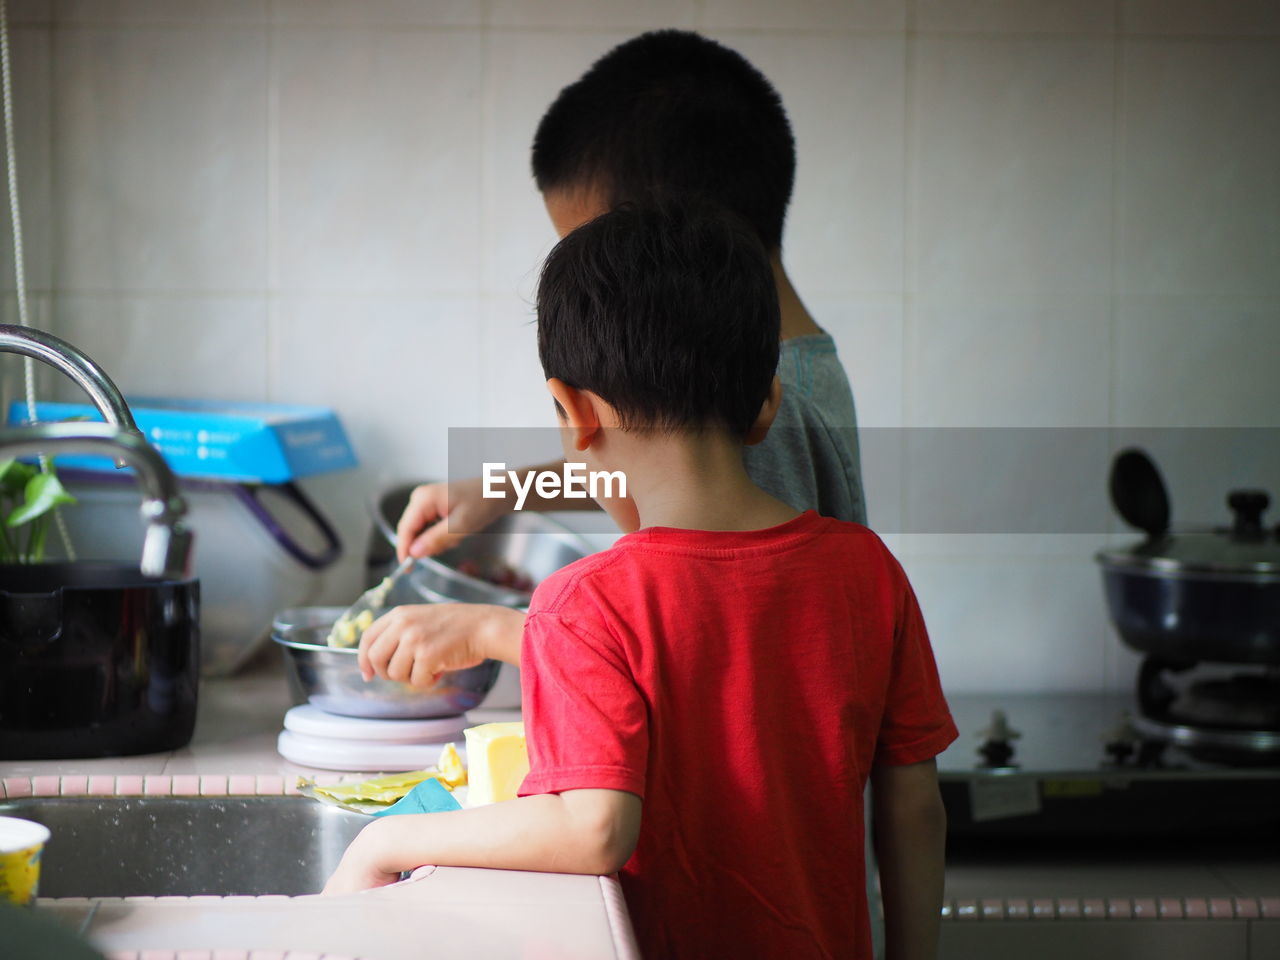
left=744, top=376, right=783, bottom=447
left=547, top=378, right=601, bottom=452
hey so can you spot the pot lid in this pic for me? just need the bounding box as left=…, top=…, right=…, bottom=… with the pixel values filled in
left=1099, top=490, right=1280, bottom=579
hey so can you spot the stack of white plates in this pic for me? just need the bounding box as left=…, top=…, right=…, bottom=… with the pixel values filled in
left=277, top=705, right=468, bottom=771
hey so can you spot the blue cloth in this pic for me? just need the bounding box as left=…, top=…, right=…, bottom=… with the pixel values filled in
left=371, top=777, right=461, bottom=816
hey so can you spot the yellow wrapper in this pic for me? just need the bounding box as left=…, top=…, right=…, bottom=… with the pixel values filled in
left=309, top=770, right=447, bottom=804
left=0, top=818, right=50, bottom=906
left=437, top=742, right=467, bottom=788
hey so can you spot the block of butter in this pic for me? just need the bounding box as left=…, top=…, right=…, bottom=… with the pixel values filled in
left=463, top=722, right=529, bottom=806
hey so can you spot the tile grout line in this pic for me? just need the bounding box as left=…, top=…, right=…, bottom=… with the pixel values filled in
left=1103, top=0, right=1122, bottom=689
left=265, top=4, right=279, bottom=404
left=898, top=0, right=917, bottom=544
left=475, top=0, right=491, bottom=426
left=44, top=10, right=57, bottom=335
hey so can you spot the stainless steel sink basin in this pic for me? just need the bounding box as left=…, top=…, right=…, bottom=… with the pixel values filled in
left=0, top=796, right=367, bottom=897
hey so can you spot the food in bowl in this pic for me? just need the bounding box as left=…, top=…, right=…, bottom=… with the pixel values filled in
left=456, top=558, right=535, bottom=594
left=273, top=606, right=500, bottom=719
left=327, top=608, right=374, bottom=648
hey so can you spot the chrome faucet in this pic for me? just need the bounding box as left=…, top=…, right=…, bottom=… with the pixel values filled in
left=0, top=423, right=192, bottom=579
left=0, top=324, right=191, bottom=579
left=0, top=324, right=141, bottom=435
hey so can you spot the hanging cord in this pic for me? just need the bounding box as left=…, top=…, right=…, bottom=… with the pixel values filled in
left=1, top=0, right=75, bottom=558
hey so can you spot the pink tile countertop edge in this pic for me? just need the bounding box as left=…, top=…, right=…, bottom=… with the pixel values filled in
left=101, top=952, right=363, bottom=960
left=1, top=773, right=356, bottom=799
left=942, top=896, right=1280, bottom=922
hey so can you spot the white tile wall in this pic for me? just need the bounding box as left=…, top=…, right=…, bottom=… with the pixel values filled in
left=699, top=0, right=905, bottom=33
left=809, top=294, right=905, bottom=428
left=716, top=31, right=906, bottom=296
left=52, top=294, right=269, bottom=401
left=1119, top=38, right=1280, bottom=297
left=906, top=296, right=1112, bottom=427
left=903, top=553, right=1111, bottom=694
left=269, top=293, right=483, bottom=590
left=915, top=0, right=1114, bottom=34
left=51, top=23, right=268, bottom=292
left=55, top=1, right=268, bottom=24
left=4, top=0, right=52, bottom=25
left=480, top=30, right=629, bottom=301
left=477, top=296, right=553, bottom=429
left=910, top=34, right=1114, bottom=298
left=270, top=0, right=478, bottom=27
left=0, top=25, right=51, bottom=293
left=1, top=0, right=1276, bottom=694
left=1114, top=297, right=1280, bottom=428
left=1121, top=0, right=1280, bottom=36
left=273, top=27, right=482, bottom=294
left=489, top=0, right=695, bottom=30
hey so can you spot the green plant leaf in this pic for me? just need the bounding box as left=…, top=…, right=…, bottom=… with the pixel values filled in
left=0, top=458, right=37, bottom=496
left=7, top=472, right=77, bottom=527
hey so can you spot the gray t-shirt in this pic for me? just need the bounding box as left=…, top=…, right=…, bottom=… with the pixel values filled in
left=744, top=333, right=867, bottom=525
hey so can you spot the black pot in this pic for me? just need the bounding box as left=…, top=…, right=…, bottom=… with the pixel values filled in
left=1098, top=451, right=1280, bottom=666
left=1099, top=559, right=1280, bottom=665
left=0, top=562, right=200, bottom=759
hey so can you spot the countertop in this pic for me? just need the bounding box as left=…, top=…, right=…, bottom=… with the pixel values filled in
left=0, top=644, right=522, bottom=780
left=2, top=649, right=637, bottom=960
left=7, top=658, right=1280, bottom=959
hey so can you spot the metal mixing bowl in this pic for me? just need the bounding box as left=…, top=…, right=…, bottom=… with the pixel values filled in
left=272, top=606, right=500, bottom=719
left=370, top=483, right=594, bottom=607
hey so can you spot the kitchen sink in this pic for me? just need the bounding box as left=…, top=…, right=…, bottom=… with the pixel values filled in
left=0, top=796, right=367, bottom=898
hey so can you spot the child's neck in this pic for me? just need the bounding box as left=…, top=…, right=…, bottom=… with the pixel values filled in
left=613, top=430, right=800, bottom=533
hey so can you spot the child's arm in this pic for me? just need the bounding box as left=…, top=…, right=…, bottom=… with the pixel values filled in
left=322, top=788, right=642, bottom=895
left=870, top=759, right=947, bottom=960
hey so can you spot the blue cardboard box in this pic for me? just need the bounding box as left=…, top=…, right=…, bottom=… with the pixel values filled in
left=7, top=398, right=358, bottom=483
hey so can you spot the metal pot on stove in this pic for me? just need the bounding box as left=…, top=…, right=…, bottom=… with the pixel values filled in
left=1096, top=448, right=1280, bottom=667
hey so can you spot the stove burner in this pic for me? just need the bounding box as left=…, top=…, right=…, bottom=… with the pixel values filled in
left=1171, top=675, right=1280, bottom=730
left=1136, top=659, right=1280, bottom=762
left=1131, top=714, right=1280, bottom=761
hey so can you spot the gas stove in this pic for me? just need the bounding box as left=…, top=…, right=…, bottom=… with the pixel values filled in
left=937, top=693, right=1280, bottom=844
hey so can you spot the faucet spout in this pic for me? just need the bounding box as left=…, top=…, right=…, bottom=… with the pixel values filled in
left=0, top=324, right=141, bottom=436
left=0, top=423, right=192, bottom=579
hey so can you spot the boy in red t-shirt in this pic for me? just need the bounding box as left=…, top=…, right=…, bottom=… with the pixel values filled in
left=324, top=201, right=956, bottom=960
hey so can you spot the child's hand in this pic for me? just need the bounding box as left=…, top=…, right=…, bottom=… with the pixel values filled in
left=358, top=603, right=494, bottom=686
left=322, top=820, right=404, bottom=895
left=396, top=478, right=509, bottom=560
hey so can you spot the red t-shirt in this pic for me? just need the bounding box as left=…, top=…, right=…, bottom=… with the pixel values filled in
left=518, top=510, right=956, bottom=960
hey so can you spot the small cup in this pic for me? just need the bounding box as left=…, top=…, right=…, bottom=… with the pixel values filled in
left=0, top=817, right=51, bottom=906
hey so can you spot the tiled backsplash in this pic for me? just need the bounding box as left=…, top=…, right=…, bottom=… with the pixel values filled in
left=1, top=0, right=1277, bottom=694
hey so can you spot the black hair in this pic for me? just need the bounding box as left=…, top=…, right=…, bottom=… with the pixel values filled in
left=531, top=30, right=796, bottom=250
left=537, top=200, right=780, bottom=439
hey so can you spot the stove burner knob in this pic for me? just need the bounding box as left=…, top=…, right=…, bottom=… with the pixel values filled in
left=976, top=709, right=1020, bottom=769
left=1228, top=490, right=1269, bottom=537
left=1136, top=738, right=1167, bottom=769
left=1102, top=712, right=1141, bottom=767
left=1104, top=740, right=1134, bottom=765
